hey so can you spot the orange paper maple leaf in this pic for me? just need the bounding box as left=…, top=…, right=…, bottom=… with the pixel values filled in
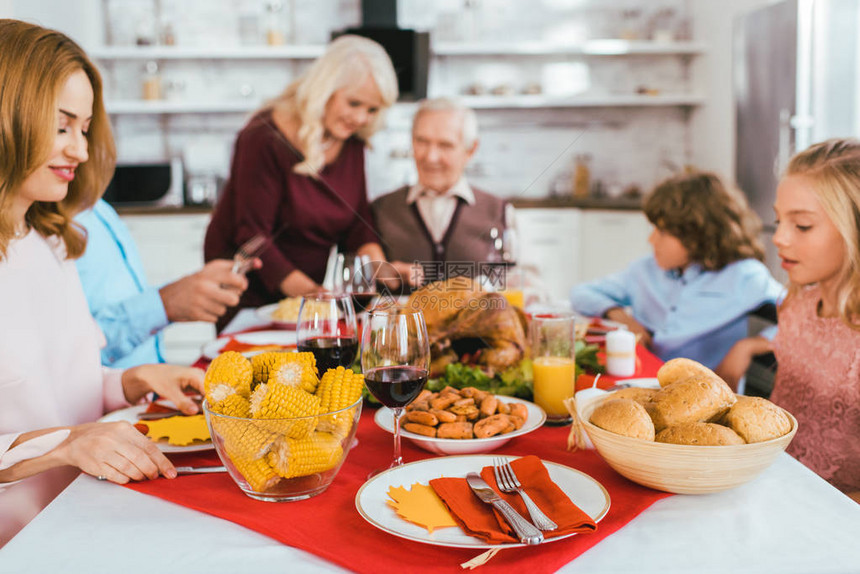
left=142, top=415, right=211, bottom=446
left=387, top=483, right=458, bottom=534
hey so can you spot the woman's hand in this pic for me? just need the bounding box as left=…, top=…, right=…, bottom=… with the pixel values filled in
left=279, top=270, right=321, bottom=298
left=604, top=307, right=653, bottom=348
left=52, top=421, right=176, bottom=483
left=121, top=364, right=204, bottom=415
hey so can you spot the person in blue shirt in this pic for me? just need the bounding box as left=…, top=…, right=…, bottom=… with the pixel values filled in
left=570, top=171, right=784, bottom=373
left=76, top=199, right=250, bottom=367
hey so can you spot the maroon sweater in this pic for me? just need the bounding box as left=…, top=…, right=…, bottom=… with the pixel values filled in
left=205, top=111, right=379, bottom=316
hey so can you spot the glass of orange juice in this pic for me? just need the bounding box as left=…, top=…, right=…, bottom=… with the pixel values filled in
left=529, top=313, right=576, bottom=425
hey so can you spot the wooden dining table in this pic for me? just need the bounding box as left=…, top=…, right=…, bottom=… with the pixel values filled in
left=3, top=310, right=859, bottom=573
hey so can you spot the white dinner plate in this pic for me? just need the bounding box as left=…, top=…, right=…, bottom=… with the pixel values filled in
left=98, top=405, right=213, bottom=453
left=201, top=330, right=298, bottom=360
left=255, top=303, right=297, bottom=329
left=374, top=397, right=546, bottom=455
left=355, top=454, right=610, bottom=549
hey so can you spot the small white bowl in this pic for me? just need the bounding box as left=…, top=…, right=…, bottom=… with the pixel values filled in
left=373, top=397, right=546, bottom=455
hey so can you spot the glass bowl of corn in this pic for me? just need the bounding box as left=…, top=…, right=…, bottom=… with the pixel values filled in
left=202, top=350, right=364, bottom=502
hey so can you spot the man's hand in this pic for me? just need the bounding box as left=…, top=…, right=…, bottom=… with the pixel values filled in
left=391, top=261, right=424, bottom=287
left=159, top=260, right=248, bottom=323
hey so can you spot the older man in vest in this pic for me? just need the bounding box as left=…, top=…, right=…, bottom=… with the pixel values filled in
left=372, top=98, right=510, bottom=283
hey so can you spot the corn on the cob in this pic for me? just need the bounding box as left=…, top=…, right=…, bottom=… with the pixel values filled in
left=210, top=415, right=279, bottom=459
left=207, top=383, right=251, bottom=418
left=226, top=446, right=281, bottom=492
left=266, top=432, right=343, bottom=479
left=204, top=351, right=253, bottom=400
left=315, top=367, right=363, bottom=438
left=251, top=351, right=319, bottom=388
left=249, top=383, right=320, bottom=438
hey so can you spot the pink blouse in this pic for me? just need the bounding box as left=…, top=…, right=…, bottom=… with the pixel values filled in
left=0, top=230, right=128, bottom=547
left=769, top=285, right=860, bottom=493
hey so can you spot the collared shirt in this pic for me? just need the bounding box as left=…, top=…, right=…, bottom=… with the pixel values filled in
left=406, top=178, right=476, bottom=243
left=570, top=256, right=785, bottom=369
left=75, top=199, right=168, bottom=367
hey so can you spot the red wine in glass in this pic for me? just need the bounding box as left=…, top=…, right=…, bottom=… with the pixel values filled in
left=350, top=292, right=376, bottom=313
left=297, top=336, right=358, bottom=373
left=364, top=365, right=428, bottom=408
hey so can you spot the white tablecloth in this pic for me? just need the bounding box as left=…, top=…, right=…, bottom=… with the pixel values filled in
left=6, top=309, right=858, bottom=572
left=2, top=452, right=860, bottom=574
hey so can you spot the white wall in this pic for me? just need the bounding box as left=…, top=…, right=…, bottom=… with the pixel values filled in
left=8, top=0, right=102, bottom=49
left=5, top=0, right=783, bottom=191
left=689, top=0, right=776, bottom=182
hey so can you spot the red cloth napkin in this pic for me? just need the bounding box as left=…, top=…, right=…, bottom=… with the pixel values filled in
left=430, top=455, right=596, bottom=544
left=125, top=409, right=672, bottom=574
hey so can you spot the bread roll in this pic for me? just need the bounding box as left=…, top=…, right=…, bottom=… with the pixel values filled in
left=656, top=357, right=714, bottom=387
left=655, top=422, right=745, bottom=446
left=605, top=387, right=658, bottom=407
left=647, top=375, right=737, bottom=432
left=723, top=396, right=792, bottom=443
left=590, top=398, right=655, bottom=441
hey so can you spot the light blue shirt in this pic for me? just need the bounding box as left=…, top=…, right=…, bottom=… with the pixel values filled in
left=76, top=200, right=168, bottom=367
left=570, top=256, right=785, bottom=370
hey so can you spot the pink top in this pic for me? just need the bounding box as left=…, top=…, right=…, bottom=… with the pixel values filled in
left=0, top=230, right=128, bottom=547
left=769, top=285, right=860, bottom=493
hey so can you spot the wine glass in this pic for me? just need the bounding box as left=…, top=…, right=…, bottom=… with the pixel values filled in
left=361, top=305, right=431, bottom=474
left=296, top=293, right=358, bottom=375
left=333, top=253, right=377, bottom=313
left=345, top=254, right=377, bottom=312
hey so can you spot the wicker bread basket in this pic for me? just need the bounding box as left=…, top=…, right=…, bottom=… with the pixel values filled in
left=578, top=395, right=798, bottom=494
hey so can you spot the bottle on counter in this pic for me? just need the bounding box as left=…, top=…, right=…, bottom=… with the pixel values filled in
left=573, top=154, right=592, bottom=198
left=142, top=60, right=162, bottom=101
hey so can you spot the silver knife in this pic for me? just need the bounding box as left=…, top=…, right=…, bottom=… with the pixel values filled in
left=465, top=473, right=543, bottom=545
left=175, top=466, right=226, bottom=474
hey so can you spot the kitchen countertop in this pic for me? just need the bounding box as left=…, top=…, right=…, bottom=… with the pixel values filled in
left=507, top=196, right=643, bottom=210
left=114, top=196, right=643, bottom=216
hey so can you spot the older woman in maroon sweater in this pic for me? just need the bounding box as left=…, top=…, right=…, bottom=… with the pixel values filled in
left=205, top=35, right=413, bottom=329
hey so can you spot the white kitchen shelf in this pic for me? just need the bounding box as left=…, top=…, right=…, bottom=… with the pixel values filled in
left=460, top=93, right=704, bottom=108
left=105, top=100, right=258, bottom=114
left=91, top=40, right=705, bottom=61
left=432, top=40, right=706, bottom=57
left=105, top=93, right=704, bottom=115
left=90, top=45, right=326, bottom=60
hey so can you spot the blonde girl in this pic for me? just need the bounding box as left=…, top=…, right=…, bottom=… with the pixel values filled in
left=0, top=19, right=204, bottom=546
left=767, top=138, right=860, bottom=499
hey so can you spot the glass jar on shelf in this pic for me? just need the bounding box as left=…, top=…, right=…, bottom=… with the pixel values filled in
left=264, top=0, right=286, bottom=46
left=141, top=61, right=162, bottom=101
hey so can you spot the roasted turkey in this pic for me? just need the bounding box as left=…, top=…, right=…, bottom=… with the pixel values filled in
left=406, top=277, right=528, bottom=376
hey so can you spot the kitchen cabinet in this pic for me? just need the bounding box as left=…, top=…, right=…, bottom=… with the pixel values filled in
left=514, top=207, right=652, bottom=305
left=119, top=213, right=214, bottom=365
left=514, top=208, right=580, bottom=304
left=577, top=209, right=652, bottom=283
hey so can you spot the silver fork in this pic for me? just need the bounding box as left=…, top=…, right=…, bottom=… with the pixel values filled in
left=231, top=234, right=268, bottom=274
left=494, top=457, right=558, bottom=531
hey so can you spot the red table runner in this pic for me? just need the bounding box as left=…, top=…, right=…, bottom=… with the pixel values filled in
left=158, top=333, right=668, bottom=572
left=126, top=413, right=670, bottom=573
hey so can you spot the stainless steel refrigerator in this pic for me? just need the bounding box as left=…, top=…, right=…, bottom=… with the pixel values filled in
left=734, top=0, right=860, bottom=276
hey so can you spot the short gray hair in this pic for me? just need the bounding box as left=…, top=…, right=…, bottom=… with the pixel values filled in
left=412, top=97, right=478, bottom=148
